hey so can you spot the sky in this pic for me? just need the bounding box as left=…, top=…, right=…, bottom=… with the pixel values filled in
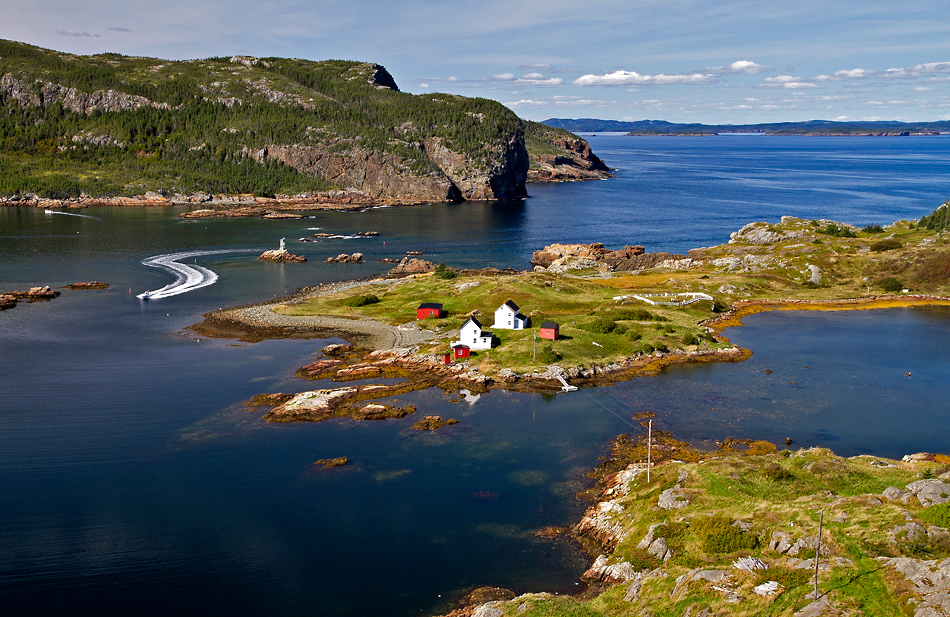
left=3, top=0, right=950, bottom=124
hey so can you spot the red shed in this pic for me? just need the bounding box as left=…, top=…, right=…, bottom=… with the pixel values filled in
left=452, top=344, right=471, bottom=359
left=539, top=321, right=559, bottom=341
left=416, top=302, right=445, bottom=319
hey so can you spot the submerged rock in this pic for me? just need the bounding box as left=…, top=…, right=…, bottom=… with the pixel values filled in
left=313, top=457, right=348, bottom=469
left=412, top=415, right=459, bottom=430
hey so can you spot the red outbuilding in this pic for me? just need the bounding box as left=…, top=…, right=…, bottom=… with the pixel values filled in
left=452, top=344, right=471, bottom=359
left=416, top=302, right=445, bottom=319
left=539, top=321, right=559, bottom=341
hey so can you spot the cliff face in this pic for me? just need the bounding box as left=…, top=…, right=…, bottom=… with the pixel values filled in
left=523, top=120, right=614, bottom=183
left=252, top=144, right=460, bottom=202
left=422, top=134, right=528, bottom=200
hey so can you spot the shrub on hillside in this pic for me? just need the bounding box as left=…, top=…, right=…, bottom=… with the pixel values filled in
left=920, top=504, right=950, bottom=529
left=863, top=224, right=884, bottom=233
left=537, top=345, right=560, bottom=364
left=582, top=317, right=625, bottom=334
left=340, top=294, right=379, bottom=307
left=692, top=516, right=759, bottom=554
left=870, top=238, right=902, bottom=252
left=434, top=262, right=458, bottom=280
left=879, top=277, right=904, bottom=292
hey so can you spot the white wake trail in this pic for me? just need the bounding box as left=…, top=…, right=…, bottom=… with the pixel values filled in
left=137, top=249, right=256, bottom=300
left=44, top=209, right=102, bottom=221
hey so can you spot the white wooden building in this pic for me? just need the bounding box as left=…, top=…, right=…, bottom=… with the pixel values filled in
left=491, top=300, right=529, bottom=330
left=455, top=316, right=493, bottom=350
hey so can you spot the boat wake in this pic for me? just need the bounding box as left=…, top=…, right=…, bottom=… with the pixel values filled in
left=137, top=249, right=256, bottom=300
left=44, top=209, right=102, bottom=221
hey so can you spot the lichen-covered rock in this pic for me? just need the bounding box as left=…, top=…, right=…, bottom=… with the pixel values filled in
left=658, top=484, right=689, bottom=510
left=583, top=554, right=639, bottom=582
left=729, top=221, right=805, bottom=245
left=906, top=479, right=950, bottom=507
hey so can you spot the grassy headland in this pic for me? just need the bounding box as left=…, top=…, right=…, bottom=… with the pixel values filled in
left=275, top=202, right=950, bottom=379
left=461, top=448, right=950, bottom=616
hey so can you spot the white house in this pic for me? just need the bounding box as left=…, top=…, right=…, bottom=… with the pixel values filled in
left=491, top=300, right=529, bottom=330
left=455, top=316, right=493, bottom=351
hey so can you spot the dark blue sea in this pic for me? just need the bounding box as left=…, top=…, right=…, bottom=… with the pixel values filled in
left=1, top=135, right=949, bottom=616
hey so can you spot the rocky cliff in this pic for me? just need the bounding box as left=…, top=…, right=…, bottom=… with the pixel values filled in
left=524, top=120, right=614, bottom=182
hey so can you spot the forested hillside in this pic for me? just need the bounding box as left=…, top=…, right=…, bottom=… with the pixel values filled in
left=0, top=39, right=533, bottom=202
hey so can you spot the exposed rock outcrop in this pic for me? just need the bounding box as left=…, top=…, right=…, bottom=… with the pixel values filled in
left=326, top=253, right=363, bottom=264
left=530, top=243, right=688, bottom=272
left=250, top=144, right=462, bottom=203
left=0, top=74, right=166, bottom=115
left=8, top=286, right=60, bottom=299
left=387, top=257, right=435, bottom=276
left=421, top=135, right=529, bottom=200
left=260, top=249, right=306, bottom=262
left=528, top=136, right=614, bottom=182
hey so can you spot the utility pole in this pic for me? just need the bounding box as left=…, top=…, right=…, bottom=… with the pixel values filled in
left=814, top=510, right=823, bottom=600
left=647, top=419, right=652, bottom=483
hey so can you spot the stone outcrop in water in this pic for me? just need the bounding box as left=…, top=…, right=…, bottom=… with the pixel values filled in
left=259, top=249, right=306, bottom=262
left=326, top=253, right=363, bottom=264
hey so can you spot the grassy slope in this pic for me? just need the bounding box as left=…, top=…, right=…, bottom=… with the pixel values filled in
left=491, top=449, right=950, bottom=616
left=276, top=270, right=728, bottom=374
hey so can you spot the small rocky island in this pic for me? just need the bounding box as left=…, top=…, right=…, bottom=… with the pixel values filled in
left=259, top=238, right=306, bottom=262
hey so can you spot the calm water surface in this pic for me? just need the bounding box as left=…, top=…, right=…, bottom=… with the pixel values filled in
left=1, top=136, right=949, bottom=616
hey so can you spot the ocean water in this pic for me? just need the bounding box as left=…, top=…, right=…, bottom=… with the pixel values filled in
left=1, top=135, right=949, bottom=616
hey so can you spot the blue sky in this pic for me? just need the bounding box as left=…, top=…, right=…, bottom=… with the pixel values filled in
left=3, top=0, right=949, bottom=124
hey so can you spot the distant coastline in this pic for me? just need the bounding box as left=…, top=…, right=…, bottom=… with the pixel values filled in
left=541, top=117, right=950, bottom=137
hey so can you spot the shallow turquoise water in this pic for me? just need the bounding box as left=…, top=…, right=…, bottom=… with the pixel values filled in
left=1, top=136, right=949, bottom=616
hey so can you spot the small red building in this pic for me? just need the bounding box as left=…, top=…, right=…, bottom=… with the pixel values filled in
left=416, top=302, right=445, bottom=319
left=539, top=321, right=559, bottom=341
left=452, top=344, right=471, bottom=359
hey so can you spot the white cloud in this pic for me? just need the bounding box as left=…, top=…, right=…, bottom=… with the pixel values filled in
left=763, top=75, right=817, bottom=89
left=833, top=115, right=852, bottom=121
left=574, top=70, right=715, bottom=86
left=914, top=62, right=950, bottom=73
left=513, top=73, right=563, bottom=86
left=492, top=73, right=515, bottom=81
left=915, top=86, right=933, bottom=92
left=708, top=60, right=772, bottom=74
left=504, top=99, right=548, bottom=107
left=519, top=63, right=551, bottom=70
left=833, top=68, right=874, bottom=79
